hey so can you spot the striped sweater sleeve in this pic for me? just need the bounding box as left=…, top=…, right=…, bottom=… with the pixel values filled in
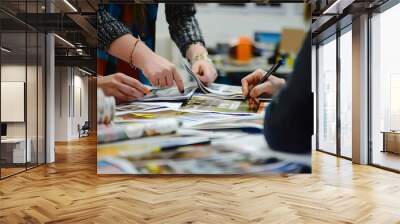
left=97, top=5, right=132, bottom=51
left=165, top=4, right=205, bottom=57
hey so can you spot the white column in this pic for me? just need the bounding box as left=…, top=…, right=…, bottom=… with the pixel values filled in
left=352, top=14, right=369, bottom=164
left=54, top=67, right=74, bottom=141
left=45, top=0, right=55, bottom=163
left=46, top=33, right=55, bottom=163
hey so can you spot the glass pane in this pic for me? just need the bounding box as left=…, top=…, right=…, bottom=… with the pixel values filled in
left=371, top=4, right=400, bottom=171
left=312, top=45, right=317, bottom=150
left=27, top=31, right=38, bottom=169
left=317, top=37, right=337, bottom=154
left=38, top=32, right=46, bottom=165
left=339, top=30, right=352, bottom=158
left=26, top=0, right=40, bottom=169
left=1, top=30, right=28, bottom=177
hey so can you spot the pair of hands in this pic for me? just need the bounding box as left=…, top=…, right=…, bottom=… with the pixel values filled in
left=97, top=73, right=149, bottom=104
left=141, top=51, right=217, bottom=92
left=241, top=69, right=286, bottom=110
left=98, top=52, right=217, bottom=103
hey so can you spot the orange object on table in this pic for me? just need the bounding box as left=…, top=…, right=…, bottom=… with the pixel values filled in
left=236, top=36, right=252, bottom=62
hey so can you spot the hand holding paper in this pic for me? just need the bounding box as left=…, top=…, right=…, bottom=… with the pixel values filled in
left=97, top=73, right=150, bottom=103
left=138, top=47, right=185, bottom=93
left=192, top=59, right=218, bottom=86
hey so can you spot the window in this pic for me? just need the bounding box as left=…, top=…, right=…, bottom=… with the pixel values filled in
left=370, top=3, right=400, bottom=171
left=0, top=1, right=47, bottom=179
left=317, top=36, right=337, bottom=154
left=339, top=29, right=352, bottom=158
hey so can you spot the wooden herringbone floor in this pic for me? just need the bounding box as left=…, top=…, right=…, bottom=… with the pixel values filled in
left=1, top=136, right=400, bottom=224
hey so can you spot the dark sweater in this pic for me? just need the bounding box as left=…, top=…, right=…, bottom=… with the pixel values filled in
left=97, top=4, right=205, bottom=57
left=264, top=32, right=313, bottom=155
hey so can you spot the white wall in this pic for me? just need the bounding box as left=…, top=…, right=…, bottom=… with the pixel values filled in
left=1, top=65, right=26, bottom=139
left=0, top=65, right=39, bottom=138
left=1, top=64, right=46, bottom=164
left=54, top=67, right=89, bottom=141
left=156, top=3, right=307, bottom=61
left=55, top=66, right=69, bottom=141
left=72, top=73, right=89, bottom=138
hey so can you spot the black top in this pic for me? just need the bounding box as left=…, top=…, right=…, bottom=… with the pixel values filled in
left=264, top=32, right=313, bottom=155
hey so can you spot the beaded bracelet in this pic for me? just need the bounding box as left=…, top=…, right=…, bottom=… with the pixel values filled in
left=190, top=51, right=212, bottom=65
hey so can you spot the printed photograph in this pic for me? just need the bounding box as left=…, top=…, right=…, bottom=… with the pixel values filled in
left=97, top=3, right=311, bottom=174
left=2, top=0, right=400, bottom=223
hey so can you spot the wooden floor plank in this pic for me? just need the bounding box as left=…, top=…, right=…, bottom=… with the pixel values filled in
left=0, top=136, right=400, bottom=223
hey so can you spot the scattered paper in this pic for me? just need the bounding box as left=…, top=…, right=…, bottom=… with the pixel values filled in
left=183, top=61, right=244, bottom=97
left=136, top=84, right=197, bottom=102
left=98, top=68, right=310, bottom=174
left=181, top=95, right=257, bottom=114
left=115, top=102, right=182, bottom=116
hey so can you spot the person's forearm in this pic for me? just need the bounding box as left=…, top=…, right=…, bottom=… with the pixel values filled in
left=186, top=42, right=208, bottom=62
left=165, top=4, right=205, bottom=57
left=107, top=34, right=153, bottom=70
left=107, top=34, right=136, bottom=64
left=97, top=6, right=131, bottom=51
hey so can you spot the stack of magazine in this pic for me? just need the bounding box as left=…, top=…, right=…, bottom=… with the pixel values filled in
left=96, top=61, right=310, bottom=174
left=182, top=61, right=245, bottom=99
left=136, top=60, right=256, bottom=102
left=97, top=133, right=306, bottom=174
left=97, top=88, right=116, bottom=124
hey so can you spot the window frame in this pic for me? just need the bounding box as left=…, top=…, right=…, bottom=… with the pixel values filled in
left=314, top=0, right=400, bottom=173
left=367, top=0, right=400, bottom=173
left=315, top=21, right=353, bottom=160
left=0, top=1, right=48, bottom=180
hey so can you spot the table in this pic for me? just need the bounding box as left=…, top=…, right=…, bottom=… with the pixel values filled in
left=97, top=92, right=311, bottom=174
left=1, top=138, right=32, bottom=164
left=382, top=131, right=400, bottom=154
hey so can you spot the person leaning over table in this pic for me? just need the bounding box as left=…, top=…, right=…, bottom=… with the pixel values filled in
left=96, top=4, right=217, bottom=103
left=241, top=32, right=312, bottom=155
